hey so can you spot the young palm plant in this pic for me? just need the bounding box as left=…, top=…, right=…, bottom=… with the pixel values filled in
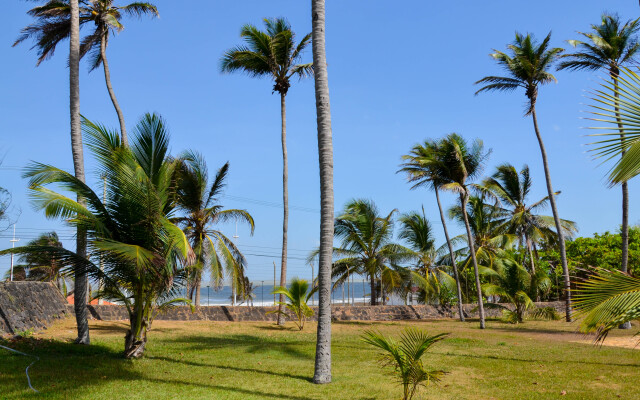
left=362, top=328, right=448, bottom=400
left=475, top=32, right=573, bottom=322
left=481, top=258, right=556, bottom=323
left=221, top=18, right=312, bottom=325
left=270, top=278, right=316, bottom=330
left=559, top=14, right=640, bottom=284
left=438, top=134, right=490, bottom=328
left=399, top=140, right=466, bottom=320
left=174, top=152, right=254, bottom=307
left=14, top=1, right=159, bottom=146
left=3, top=114, right=192, bottom=358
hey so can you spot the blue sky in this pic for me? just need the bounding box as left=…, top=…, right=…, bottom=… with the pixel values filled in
left=1, top=1, right=639, bottom=282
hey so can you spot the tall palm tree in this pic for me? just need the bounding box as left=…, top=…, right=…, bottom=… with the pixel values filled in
left=327, top=200, right=412, bottom=307
left=70, top=0, right=89, bottom=346
left=14, top=0, right=159, bottom=146
left=174, top=152, right=254, bottom=307
left=221, top=18, right=312, bottom=325
left=481, top=164, right=577, bottom=279
left=399, top=140, right=466, bottom=321
left=4, top=113, right=193, bottom=358
left=559, top=14, right=640, bottom=285
left=475, top=32, right=572, bottom=322
left=311, top=0, right=335, bottom=383
left=437, top=134, right=490, bottom=329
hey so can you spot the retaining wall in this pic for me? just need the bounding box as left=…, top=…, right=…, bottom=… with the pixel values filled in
left=77, top=301, right=565, bottom=322
left=0, top=281, right=69, bottom=334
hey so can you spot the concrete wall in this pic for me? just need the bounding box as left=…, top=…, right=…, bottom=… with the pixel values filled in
left=79, top=301, right=565, bottom=322
left=0, top=282, right=69, bottom=334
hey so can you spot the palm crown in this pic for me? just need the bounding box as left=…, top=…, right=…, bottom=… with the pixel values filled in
left=14, top=0, right=158, bottom=69
left=220, top=18, right=312, bottom=95
left=558, top=14, right=640, bottom=77
left=475, top=32, right=563, bottom=114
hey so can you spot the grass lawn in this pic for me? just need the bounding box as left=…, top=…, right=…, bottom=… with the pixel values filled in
left=0, top=317, right=638, bottom=399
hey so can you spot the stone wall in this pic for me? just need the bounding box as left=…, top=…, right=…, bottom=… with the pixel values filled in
left=0, top=281, right=69, bottom=334
left=80, top=301, right=565, bottom=322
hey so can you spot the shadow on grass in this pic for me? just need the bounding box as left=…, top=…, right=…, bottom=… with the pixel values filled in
left=432, top=350, right=640, bottom=368
left=0, top=337, right=142, bottom=399
left=166, top=334, right=312, bottom=359
left=147, top=355, right=313, bottom=382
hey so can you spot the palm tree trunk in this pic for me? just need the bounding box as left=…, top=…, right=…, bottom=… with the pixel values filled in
left=312, top=0, right=334, bottom=384
left=460, top=192, right=485, bottom=329
left=370, top=273, right=377, bottom=306
left=435, top=188, right=465, bottom=321
left=530, top=105, right=571, bottom=322
left=612, top=73, right=632, bottom=330
left=70, top=0, right=89, bottom=345
left=100, top=33, right=128, bottom=146
left=525, top=233, right=539, bottom=302
left=194, top=274, right=201, bottom=308
left=277, top=92, right=289, bottom=326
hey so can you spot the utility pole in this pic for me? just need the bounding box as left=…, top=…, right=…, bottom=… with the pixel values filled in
left=9, top=224, right=19, bottom=282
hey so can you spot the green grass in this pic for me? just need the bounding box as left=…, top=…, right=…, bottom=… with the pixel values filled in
left=0, top=318, right=638, bottom=399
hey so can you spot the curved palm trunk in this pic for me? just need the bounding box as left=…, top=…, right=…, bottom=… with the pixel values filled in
left=277, top=92, right=289, bottom=325
left=460, top=192, right=485, bottom=329
left=612, top=73, right=632, bottom=330
left=100, top=34, right=128, bottom=147
left=312, top=0, right=334, bottom=384
left=530, top=105, right=571, bottom=322
left=435, top=188, right=465, bottom=321
left=70, top=0, right=89, bottom=345
left=525, top=233, right=539, bottom=302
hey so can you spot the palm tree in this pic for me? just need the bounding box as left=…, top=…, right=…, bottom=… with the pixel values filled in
left=481, top=258, right=556, bottom=323
left=573, top=268, right=640, bottom=343
left=14, top=0, right=159, bottom=146
left=325, top=200, right=412, bottom=306
left=4, top=113, right=192, bottom=358
left=269, top=278, right=316, bottom=330
left=362, top=328, right=448, bottom=400
left=475, top=32, right=573, bottom=322
left=8, top=232, right=68, bottom=295
left=399, top=140, right=466, bottom=321
left=481, top=164, right=577, bottom=283
left=398, top=209, right=457, bottom=307
left=174, top=152, right=254, bottom=307
left=559, top=14, right=640, bottom=286
left=221, top=18, right=312, bottom=326
left=311, top=0, right=334, bottom=384
left=437, top=134, right=490, bottom=329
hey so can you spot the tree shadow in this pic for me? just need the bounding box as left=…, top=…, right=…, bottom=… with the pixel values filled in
left=431, top=350, right=640, bottom=368
left=147, top=355, right=313, bottom=382
left=167, top=334, right=312, bottom=359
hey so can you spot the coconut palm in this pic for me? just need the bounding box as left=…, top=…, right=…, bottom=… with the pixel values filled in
left=7, top=232, right=69, bottom=295
left=3, top=113, right=193, bottom=358
left=398, top=209, right=457, bottom=307
left=221, top=18, right=312, bottom=326
left=362, top=328, right=448, bottom=400
left=475, top=32, right=572, bottom=322
left=399, top=140, right=466, bottom=320
left=436, top=134, right=490, bottom=329
left=322, top=199, right=412, bottom=306
left=559, top=14, right=640, bottom=283
left=269, top=278, right=316, bottom=330
left=481, top=257, right=556, bottom=323
left=14, top=0, right=159, bottom=146
left=480, top=164, right=577, bottom=279
left=174, top=153, right=254, bottom=307
left=311, top=0, right=334, bottom=383
left=573, top=268, right=640, bottom=343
